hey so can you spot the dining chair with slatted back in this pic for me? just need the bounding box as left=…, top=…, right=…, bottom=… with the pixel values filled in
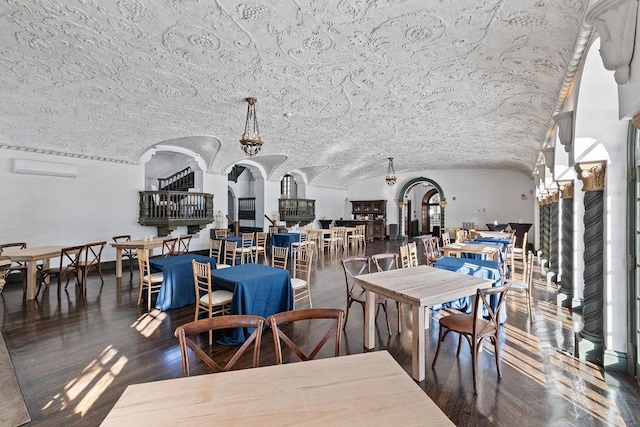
left=441, top=232, right=451, bottom=246
left=323, top=228, right=340, bottom=253
left=209, top=239, right=222, bottom=262
left=234, top=232, right=254, bottom=264
left=38, top=245, right=84, bottom=297
left=250, top=232, right=268, bottom=264
left=512, top=232, right=528, bottom=266
left=215, top=229, right=229, bottom=239
left=423, top=237, right=442, bottom=265
left=399, top=244, right=410, bottom=268
left=291, top=247, right=314, bottom=309
left=192, top=260, right=233, bottom=344
left=340, top=256, right=391, bottom=335
left=176, top=235, right=193, bottom=255
left=0, top=242, right=28, bottom=292
left=267, top=308, right=344, bottom=364
left=135, top=248, right=163, bottom=312
left=112, top=235, right=136, bottom=278
left=432, top=283, right=511, bottom=395
left=174, top=315, right=265, bottom=377
left=506, top=251, right=534, bottom=321
left=407, top=241, right=419, bottom=267
left=271, top=246, right=289, bottom=270
left=78, top=241, right=106, bottom=286
left=371, top=253, right=403, bottom=333
left=348, top=224, right=366, bottom=249
left=222, top=240, right=237, bottom=267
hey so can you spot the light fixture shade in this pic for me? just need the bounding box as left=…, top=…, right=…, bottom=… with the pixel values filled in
left=240, top=97, right=263, bottom=156
left=385, top=157, right=396, bottom=185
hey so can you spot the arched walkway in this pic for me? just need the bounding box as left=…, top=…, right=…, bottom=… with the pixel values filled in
left=396, top=177, right=446, bottom=238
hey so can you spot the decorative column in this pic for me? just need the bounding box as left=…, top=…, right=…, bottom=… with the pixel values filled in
left=557, top=180, right=574, bottom=308
left=540, top=195, right=551, bottom=268
left=396, top=200, right=405, bottom=240
left=574, top=161, right=606, bottom=365
left=548, top=191, right=560, bottom=282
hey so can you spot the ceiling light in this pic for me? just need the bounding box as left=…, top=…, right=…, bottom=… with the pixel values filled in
left=385, top=157, right=396, bottom=186
left=240, top=97, right=263, bottom=156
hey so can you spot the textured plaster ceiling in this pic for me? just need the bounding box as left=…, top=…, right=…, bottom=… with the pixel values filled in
left=0, top=0, right=588, bottom=188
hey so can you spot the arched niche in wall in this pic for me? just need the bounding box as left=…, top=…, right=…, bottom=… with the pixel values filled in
left=140, top=144, right=206, bottom=192
left=225, top=160, right=268, bottom=232
left=396, top=177, right=446, bottom=239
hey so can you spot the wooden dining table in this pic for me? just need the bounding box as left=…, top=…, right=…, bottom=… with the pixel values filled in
left=355, top=265, right=493, bottom=382
left=101, top=350, right=455, bottom=426
left=110, top=238, right=165, bottom=278
left=5, top=246, right=64, bottom=300
left=441, top=242, right=501, bottom=261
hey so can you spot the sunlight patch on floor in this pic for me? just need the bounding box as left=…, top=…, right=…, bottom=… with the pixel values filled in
left=131, top=309, right=167, bottom=337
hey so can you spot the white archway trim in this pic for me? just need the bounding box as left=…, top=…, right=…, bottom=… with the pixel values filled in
left=141, top=145, right=207, bottom=171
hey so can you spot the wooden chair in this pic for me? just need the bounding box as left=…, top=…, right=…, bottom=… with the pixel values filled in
left=371, top=253, right=403, bottom=333
left=408, top=242, right=419, bottom=267
left=192, top=260, right=233, bottom=344
left=441, top=231, right=451, bottom=246
left=38, top=245, right=84, bottom=297
left=423, top=237, right=442, bottom=265
left=174, top=315, right=265, bottom=377
left=432, top=284, right=511, bottom=394
left=176, top=235, right=193, bottom=255
left=135, top=248, right=163, bottom=312
left=271, top=246, right=289, bottom=270
left=234, top=232, right=254, bottom=264
left=222, top=240, right=237, bottom=267
left=0, top=242, right=28, bottom=292
left=348, top=224, right=366, bottom=248
left=268, top=226, right=279, bottom=236
left=153, top=237, right=178, bottom=258
left=340, top=256, right=391, bottom=335
left=214, top=229, right=229, bottom=239
left=291, top=247, right=314, bottom=309
left=506, top=251, right=534, bottom=321
left=77, top=241, right=106, bottom=286
left=267, top=308, right=344, bottom=364
left=250, top=232, right=268, bottom=264
left=306, top=229, right=321, bottom=254
left=290, top=231, right=309, bottom=252
left=112, top=235, right=136, bottom=277
left=323, top=228, right=341, bottom=253
left=209, top=239, right=222, bottom=263
left=512, top=232, right=528, bottom=266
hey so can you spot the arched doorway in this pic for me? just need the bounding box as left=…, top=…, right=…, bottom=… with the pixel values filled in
left=396, top=177, right=446, bottom=239
left=421, top=188, right=442, bottom=234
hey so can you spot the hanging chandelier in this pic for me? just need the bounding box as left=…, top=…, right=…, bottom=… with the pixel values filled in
left=240, top=97, right=263, bottom=156
left=385, top=157, right=397, bottom=185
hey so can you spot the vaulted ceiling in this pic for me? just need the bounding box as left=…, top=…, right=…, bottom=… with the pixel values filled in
left=0, top=0, right=590, bottom=188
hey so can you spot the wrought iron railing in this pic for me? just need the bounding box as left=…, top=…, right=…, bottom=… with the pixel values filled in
left=278, top=198, right=315, bottom=226
left=139, top=191, right=214, bottom=236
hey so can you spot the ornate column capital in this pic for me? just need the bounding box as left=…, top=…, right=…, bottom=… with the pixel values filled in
left=549, top=191, right=559, bottom=203
left=575, top=161, right=606, bottom=191
left=557, top=180, right=575, bottom=199
left=396, top=200, right=405, bottom=208
left=632, top=112, right=640, bottom=129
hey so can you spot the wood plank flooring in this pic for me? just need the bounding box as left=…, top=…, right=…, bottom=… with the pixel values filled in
left=1, top=239, right=639, bottom=426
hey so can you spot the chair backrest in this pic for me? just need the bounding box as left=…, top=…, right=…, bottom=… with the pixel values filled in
left=60, top=245, right=84, bottom=271
left=271, top=246, right=289, bottom=269
left=298, top=232, right=307, bottom=243
left=214, top=229, right=229, bottom=239
left=136, top=248, right=152, bottom=278
left=407, top=242, right=419, bottom=267
left=521, top=232, right=528, bottom=252
left=112, top=235, right=131, bottom=243
left=84, top=241, right=106, bottom=265
left=441, top=232, right=451, bottom=246
left=268, top=226, right=279, bottom=235
left=192, top=259, right=212, bottom=301
left=0, top=242, right=27, bottom=255
left=162, top=237, right=178, bottom=257
left=399, top=244, right=410, bottom=268
left=292, top=247, right=313, bottom=282
left=241, top=232, right=254, bottom=249
left=174, top=315, right=265, bottom=376
left=254, top=232, right=267, bottom=247
left=177, top=235, right=192, bottom=254
left=371, top=253, right=398, bottom=272
left=472, top=284, right=510, bottom=337
left=223, top=240, right=237, bottom=266
left=340, top=256, right=370, bottom=297
left=424, top=237, right=440, bottom=264
left=267, top=308, right=344, bottom=364
left=209, top=239, right=222, bottom=261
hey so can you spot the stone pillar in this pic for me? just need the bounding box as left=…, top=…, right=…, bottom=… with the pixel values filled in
left=396, top=200, right=405, bottom=240
left=574, top=161, right=606, bottom=366
left=557, top=180, right=574, bottom=308
left=540, top=195, right=551, bottom=268
left=548, top=191, right=560, bottom=282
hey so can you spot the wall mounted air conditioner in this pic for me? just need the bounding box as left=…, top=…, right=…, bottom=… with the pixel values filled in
left=13, top=159, right=78, bottom=178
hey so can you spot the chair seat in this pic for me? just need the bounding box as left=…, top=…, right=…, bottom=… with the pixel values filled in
left=199, top=290, right=233, bottom=306
left=216, top=264, right=231, bottom=269
left=143, top=272, right=164, bottom=283
left=291, top=277, right=307, bottom=290
left=439, top=314, right=495, bottom=336
left=250, top=245, right=265, bottom=251
left=350, top=285, right=387, bottom=304
left=506, top=279, right=527, bottom=290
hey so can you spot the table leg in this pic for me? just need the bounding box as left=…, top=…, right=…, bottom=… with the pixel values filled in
left=25, top=261, right=38, bottom=300
left=364, top=289, right=376, bottom=350
left=115, top=249, right=123, bottom=278
left=411, top=304, right=426, bottom=382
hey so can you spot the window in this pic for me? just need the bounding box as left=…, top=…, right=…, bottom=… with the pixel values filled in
left=281, top=174, right=292, bottom=197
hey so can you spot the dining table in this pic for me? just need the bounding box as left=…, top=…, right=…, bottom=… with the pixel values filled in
left=432, top=256, right=506, bottom=323
left=4, top=246, right=64, bottom=300
left=101, top=350, right=455, bottom=426
left=441, top=242, right=501, bottom=262
left=477, top=230, right=512, bottom=239
left=149, top=254, right=217, bottom=311
left=355, top=265, right=493, bottom=382
left=270, top=232, right=300, bottom=250
left=110, top=238, right=165, bottom=279
left=211, top=263, right=293, bottom=345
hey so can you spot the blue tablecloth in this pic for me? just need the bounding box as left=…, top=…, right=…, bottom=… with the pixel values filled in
left=211, top=263, right=293, bottom=345
left=433, top=257, right=506, bottom=323
left=217, top=236, right=253, bottom=264
left=150, top=254, right=217, bottom=311
left=270, top=233, right=300, bottom=250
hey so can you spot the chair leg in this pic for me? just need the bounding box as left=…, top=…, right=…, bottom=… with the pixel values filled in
left=396, top=301, right=402, bottom=334
left=147, top=283, right=152, bottom=312
left=456, top=334, right=464, bottom=356
left=492, top=336, right=503, bottom=378
left=382, top=301, right=391, bottom=335
left=432, top=326, right=445, bottom=368
left=527, top=292, right=533, bottom=322
left=137, top=280, right=144, bottom=306
left=472, top=340, right=479, bottom=395
left=343, top=299, right=353, bottom=330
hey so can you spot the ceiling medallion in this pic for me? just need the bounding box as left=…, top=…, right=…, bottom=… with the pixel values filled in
left=385, top=157, right=397, bottom=186
left=240, top=97, right=263, bottom=156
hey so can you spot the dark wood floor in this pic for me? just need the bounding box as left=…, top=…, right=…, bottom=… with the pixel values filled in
left=2, top=239, right=640, bottom=426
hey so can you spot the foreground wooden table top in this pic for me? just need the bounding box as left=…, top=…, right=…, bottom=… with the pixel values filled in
left=355, top=265, right=493, bottom=382
left=101, top=351, right=454, bottom=426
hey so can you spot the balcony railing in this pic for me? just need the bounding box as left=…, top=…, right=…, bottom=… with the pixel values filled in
left=139, top=191, right=214, bottom=236
left=278, top=198, right=315, bottom=227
